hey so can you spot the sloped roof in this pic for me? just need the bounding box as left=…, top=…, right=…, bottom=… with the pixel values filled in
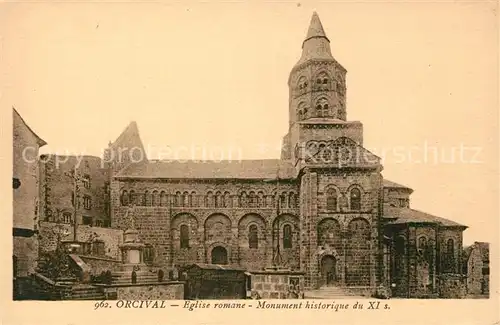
left=13, top=107, right=47, bottom=147
left=385, top=207, right=466, bottom=227
left=115, top=159, right=296, bottom=180
left=474, top=242, right=489, bottom=262
left=383, top=179, right=413, bottom=192
left=185, top=263, right=246, bottom=272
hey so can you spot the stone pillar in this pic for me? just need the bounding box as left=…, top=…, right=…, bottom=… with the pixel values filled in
left=119, top=228, right=146, bottom=272
left=198, top=226, right=205, bottom=263
left=231, top=226, right=239, bottom=264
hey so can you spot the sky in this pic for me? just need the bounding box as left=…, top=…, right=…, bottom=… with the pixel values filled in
left=1, top=1, right=498, bottom=245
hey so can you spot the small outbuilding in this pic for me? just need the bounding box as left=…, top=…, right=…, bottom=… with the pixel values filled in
left=182, top=263, right=249, bottom=300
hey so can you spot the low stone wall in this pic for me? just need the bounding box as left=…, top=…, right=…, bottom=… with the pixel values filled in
left=99, top=282, right=185, bottom=300
left=39, top=222, right=123, bottom=259
left=250, top=270, right=305, bottom=299
left=13, top=235, right=39, bottom=277
left=80, top=255, right=123, bottom=274
left=438, top=274, right=466, bottom=298
left=348, top=286, right=376, bottom=298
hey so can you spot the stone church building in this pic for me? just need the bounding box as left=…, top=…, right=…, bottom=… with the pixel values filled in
left=38, top=12, right=468, bottom=298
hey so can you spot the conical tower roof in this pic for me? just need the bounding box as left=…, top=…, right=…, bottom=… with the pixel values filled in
left=303, top=11, right=330, bottom=46
left=295, top=12, right=334, bottom=66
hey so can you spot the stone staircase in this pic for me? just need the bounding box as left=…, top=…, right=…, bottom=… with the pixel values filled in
left=67, top=284, right=106, bottom=300
left=111, top=271, right=159, bottom=285
left=304, top=286, right=365, bottom=299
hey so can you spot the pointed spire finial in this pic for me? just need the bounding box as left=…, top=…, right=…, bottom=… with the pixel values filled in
left=303, top=11, right=329, bottom=46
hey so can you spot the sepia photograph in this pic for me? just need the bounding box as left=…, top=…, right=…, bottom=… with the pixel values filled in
left=3, top=1, right=498, bottom=324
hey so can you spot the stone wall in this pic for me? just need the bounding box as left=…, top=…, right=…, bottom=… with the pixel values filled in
left=438, top=274, right=466, bottom=298
left=13, top=236, right=39, bottom=277
left=13, top=109, right=44, bottom=231
left=250, top=270, right=305, bottom=299
left=438, top=228, right=464, bottom=274
left=39, top=222, right=123, bottom=259
left=80, top=255, right=123, bottom=275
left=110, top=178, right=301, bottom=270
left=103, top=282, right=184, bottom=300
left=39, top=155, right=110, bottom=227
left=304, top=169, right=381, bottom=289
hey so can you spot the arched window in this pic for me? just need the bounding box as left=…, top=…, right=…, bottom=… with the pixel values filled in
left=151, top=191, right=158, bottom=206
left=297, top=76, right=308, bottom=93
left=174, top=192, right=181, bottom=207
left=205, top=191, right=214, bottom=208
left=180, top=225, right=189, bottom=249
left=239, top=192, right=247, bottom=208
left=326, top=188, right=338, bottom=211
left=446, top=238, right=454, bottom=254
left=223, top=191, right=231, bottom=208
left=189, top=192, right=195, bottom=207
left=446, top=238, right=455, bottom=273
left=350, top=188, right=361, bottom=211
left=248, top=191, right=257, bottom=208
left=283, top=224, right=293, bottom=249
left=315, top=98, right=330, bottom=117
left=145, top=191, right=151, bottom=206
left=258, top=191, right=265, bottom=208
left=159, top=191, right=167, bottom=207
left=129, top=190, right=135, bottom=206
left=121, top=190, right=129, bottom=206
left=63, top=212, right=72, bottom=224
left=249, top=224, right=258, bottom=249
left=215, top=191, right=223, bottom=208
left=280, top=193, right=287, bottom=209
left=418, top=236, right=427, bottom=250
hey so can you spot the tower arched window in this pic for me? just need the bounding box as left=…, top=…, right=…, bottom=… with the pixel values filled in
left=283, top=224, right=293, bottom=249
left=249, top=224, right=258, bottom=249
left=121, top=190, right=129, bottom=206
left=180, top=225, right=189, bottom=249
left=315, top=97, right=330, bottom=117
left=326, top=188, right=338, bottom=211
left=288, top=192, right=296, bottom=208
left=280, top=193, right=287, bottom=209
left=350, top=188, right=362, bottom=211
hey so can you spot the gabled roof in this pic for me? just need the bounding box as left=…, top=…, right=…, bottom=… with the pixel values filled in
left=384, top=206, right=466, bottom=227
left=13, top=107, right=47, bottom=147
left=115, top=159, right=296, bottom=180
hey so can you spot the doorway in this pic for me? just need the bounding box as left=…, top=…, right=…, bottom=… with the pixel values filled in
left=211, top=246, right=228, bottom=265
left=320, top=255, right=337, bottom=286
